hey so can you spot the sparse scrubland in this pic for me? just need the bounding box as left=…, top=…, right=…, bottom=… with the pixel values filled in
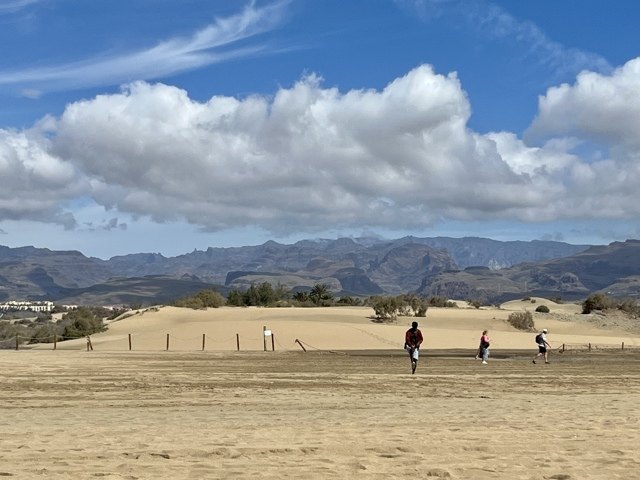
left=0, top=306, right=126, bottom=348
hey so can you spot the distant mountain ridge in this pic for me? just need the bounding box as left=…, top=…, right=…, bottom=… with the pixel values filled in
left=0, top=236, right=616, bottom=306
left=417, top=240, right=640, bottom=303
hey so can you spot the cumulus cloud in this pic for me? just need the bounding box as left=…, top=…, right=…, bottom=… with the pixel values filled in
left=528, top=58, right=640, bottom=153
left=50, top=66, right=537, bottom=232
left=0, top=1, right=288, bottom=93
left=4, top=60, right=640, bottom=233
left=0, top=127, right=85, bottom=227
left=521, top=57, right=640, bottom=218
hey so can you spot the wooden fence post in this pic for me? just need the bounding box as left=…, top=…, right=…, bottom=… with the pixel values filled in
left=202, top=333, right=206, bottom=351
left=271, top=333, right=275, bottom=352
left=622, top=342, right=625, bottom=351
left=53, top=334, right=57, bottom=350
left=263, top=326, right=267, bottom=352
left=15, top=334, right=19, bottom=351
left=128, top=333, right=132, bottom=351
left=588, top=343, right=591, bottom=351
left=166, top=333, right=170, bottom=351
left=561, top=343, right=565, bottom=353
left=295, top=339, right=307, bottom=352
left=86, top=336, right=93, bottom=351
left=236, top=333, right=240, bottom=351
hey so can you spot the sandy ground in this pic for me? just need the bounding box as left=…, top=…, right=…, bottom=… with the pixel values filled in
left=1, top=349, right=640, bottom=479
left=4, top=300, right=640, bottom=478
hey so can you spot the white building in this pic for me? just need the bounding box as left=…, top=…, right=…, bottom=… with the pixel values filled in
left=0, top=300, right=54, bottom=313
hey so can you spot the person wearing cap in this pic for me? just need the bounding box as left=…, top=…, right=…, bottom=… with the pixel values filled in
left=532, top=328, right=551, bottom=364
left=404, top=321, right=423, bottom=374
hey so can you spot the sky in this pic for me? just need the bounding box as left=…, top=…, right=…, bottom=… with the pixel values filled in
left=1, top=0, right=640, bottom=259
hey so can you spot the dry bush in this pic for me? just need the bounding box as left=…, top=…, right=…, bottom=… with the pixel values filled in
left=507, top=311, right=534, bottom=331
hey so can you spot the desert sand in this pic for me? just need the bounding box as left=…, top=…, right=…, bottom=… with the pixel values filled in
left=29, top=299, right=640, bottom=353
left=3, top=300, right=640, bottom=479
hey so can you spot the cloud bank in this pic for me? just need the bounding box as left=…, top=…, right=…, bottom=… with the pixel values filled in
left=3, top=59, right=640, bottom=234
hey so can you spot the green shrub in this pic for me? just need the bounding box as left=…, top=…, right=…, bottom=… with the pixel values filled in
left=507, top=311, right=534, bottom=331
left=336, top=296, right=362, bottom=306
left=309, top=283, right=333, bottom=306
left=582, top=293, right=615, bottom=314
left=371, top=296, right=400, bottom=321
left=427, top=296, right=457, bottom=308
left=59, top=307, right=107, bottom=339
left=618, top=299, right=640, bottom=316
left=535, top=305, right=550, bottom=313
left=174, top=289, right=226, bottom=309
left=415, top=305, right=428, bottom=317
left=468, top=299, right=483, bottom=309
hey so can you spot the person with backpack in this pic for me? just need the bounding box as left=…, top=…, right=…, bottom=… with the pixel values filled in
left=404, top=321, right=423, bottom=374
left=533, top=328, right=551, bottom=364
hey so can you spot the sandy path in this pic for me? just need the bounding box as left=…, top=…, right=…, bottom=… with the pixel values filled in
left=1, top=350, right=639, bottom=479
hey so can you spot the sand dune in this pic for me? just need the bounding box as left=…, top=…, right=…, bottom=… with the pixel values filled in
left=32, top=301, right=640, bottom=353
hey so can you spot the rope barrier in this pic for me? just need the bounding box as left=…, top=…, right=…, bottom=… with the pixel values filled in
left=295, top=339, right=348, bottom=355
left=202, top=334, right=239, bottom=344
left=273, top=335, right=287, bottom=350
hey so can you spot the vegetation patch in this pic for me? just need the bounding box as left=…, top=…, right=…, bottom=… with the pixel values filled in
left=507, top=311, right=535, bottom=331
left=0, top=306, right=123, bottom=348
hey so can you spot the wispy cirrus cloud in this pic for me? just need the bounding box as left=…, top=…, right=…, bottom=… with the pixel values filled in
left=0, top=0, right=42, bottom=13
left=396, top=0, right=612, bottom=77
left=0, top=1, right=289, bottom=94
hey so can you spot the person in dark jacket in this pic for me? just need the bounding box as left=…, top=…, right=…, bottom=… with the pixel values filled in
left=404, top=321, right=423, bottom=374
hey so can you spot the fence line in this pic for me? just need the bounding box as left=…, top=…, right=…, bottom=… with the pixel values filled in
left=2, top=326, right=282, bottom=352
left=3, top=332, right=639, bottom=353
left=558, top=341, right=640, bottom=352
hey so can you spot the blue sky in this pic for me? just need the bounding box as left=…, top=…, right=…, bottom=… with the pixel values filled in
left=1, top=0, right=640, bottom=259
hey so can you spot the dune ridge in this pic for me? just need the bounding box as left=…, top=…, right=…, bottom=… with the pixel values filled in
left=32, top=298, right=640, bottom=352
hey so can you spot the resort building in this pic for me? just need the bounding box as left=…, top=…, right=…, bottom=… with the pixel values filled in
left=0, top=300, right=54, bottom=312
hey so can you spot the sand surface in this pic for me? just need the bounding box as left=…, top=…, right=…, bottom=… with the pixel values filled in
left=2, top=349, right=640, bottom=479
left=30, top=301, right=640, bottom=353
left=5, top=301, right=640, bottom=478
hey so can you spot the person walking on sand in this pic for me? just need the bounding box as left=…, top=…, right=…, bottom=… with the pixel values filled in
left=533, top=328, right=551, bottom=364
left=476, top=330, right=490, bottom=364
left=405, top=321, right=423, bottom=374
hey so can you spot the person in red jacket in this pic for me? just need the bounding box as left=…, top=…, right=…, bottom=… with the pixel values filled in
left=404, top=321, right=423, bottom=374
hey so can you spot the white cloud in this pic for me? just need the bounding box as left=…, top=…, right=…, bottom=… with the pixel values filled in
left=44, top=65, right=567, bottom=231
left=0, top=1, right=288, bottom=92
left=528, top=58, right=640, bottom=153
left=0, top=127, right=85, bottom=227
left=4, top=60, right=640, bottom=234
left=49, top=66, right=524, bottom=232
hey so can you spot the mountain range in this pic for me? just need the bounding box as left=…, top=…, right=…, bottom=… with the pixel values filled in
left=2, top=237, right=639, bottom=306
